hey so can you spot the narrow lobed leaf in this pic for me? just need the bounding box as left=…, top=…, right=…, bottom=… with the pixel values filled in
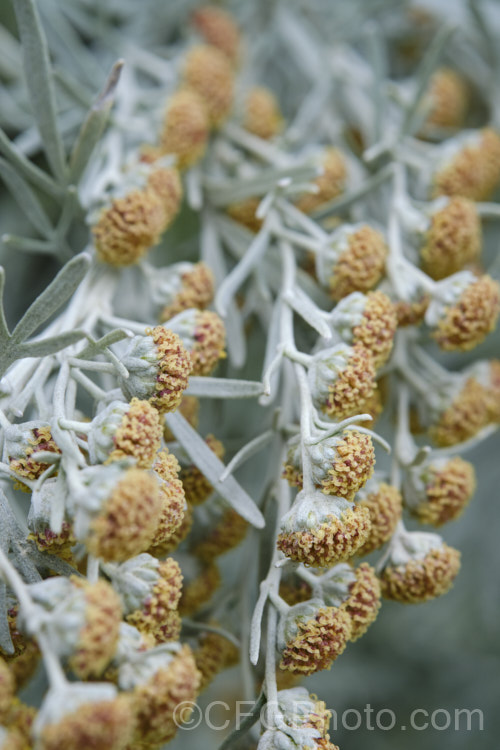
left=11, top=252, right=90, bottom=343
left=69, top=59, right=124, bottom=183
left=13, top=0, right=67, bottom=181
left=0, top=156, right=55, bottom=238
left=165, top=412, right=265, bottom=529
left=185, top=377, right=263, bottom=399
left=15, top=329, right=87, bottom=358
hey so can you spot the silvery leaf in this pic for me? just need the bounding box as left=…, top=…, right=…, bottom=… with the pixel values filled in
left=164, top=412, right=265, bottom=529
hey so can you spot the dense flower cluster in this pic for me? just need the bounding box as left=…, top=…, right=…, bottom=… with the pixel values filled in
left=0, top=3, right=498, bottom=750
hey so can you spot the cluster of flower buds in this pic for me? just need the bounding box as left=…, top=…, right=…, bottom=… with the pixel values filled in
left=378, top=529, right=461, bottom=604
left=145, top=4, right=240, bottom=175
left=21, top=576, right=122, bottom=679
left=259, top=687, right=339, bottom=749
left=193, top=625, right=239, bottom=692
left=0, top=606, right=39, bottom=692
left=243, top=86, right=284, bottom=141
left=316, top=224, right=388, bottom=301
left=102, top=553, right=182, bottom=645
left=119, top=326, right=193, bottom=413
left=93, top=166, right=183, bottom=267
left=277, top=490, right=371, bottom=568
left=355, top=478, right=403, bottom=555
left=157, top=262, right=215, bottom=321
left=295, top=148, right=347, bottom=215
left=283, top=430, right=375, bottom=501
left=423, top=67, right=469, bottom=131
left=329, top=290, right=398, bottom=368
left=404, top=455, right=476, bottom=526
left=115, top=633, right=201, bottom=746
left=418, top=197, right=481, bottom=280
left=426, top=271, right=500, bottom=351
left=166, top=309, right=227, bottom=375
left=5, top=421, right=60, bottom=491
left=32, top=682, right=135, bottom=750
left=308, top=344, right=376, bottom=420
left=431, top=128, right=500, bottom=200
left=87, top=397, right=162, bottom=468
left=2, top=2, right=500, bottom=748
left=69, top=461, right=163, bottom=561
left=277, top=561, right=381, bottom=674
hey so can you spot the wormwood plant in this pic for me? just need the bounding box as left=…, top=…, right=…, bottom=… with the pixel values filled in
left=0, top=0, right=499, bottom=748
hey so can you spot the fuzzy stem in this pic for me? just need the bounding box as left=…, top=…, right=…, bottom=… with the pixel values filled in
left=395, top=378, right=416, bottom=464
left=264, top=604, right=279, bottom=705
left=249, top=474, right=291, bottom=667
left=99, top=314, right=147, bottom=336
left=268, top=590, right=290, bottom=615
left=294, top=363, right=315, bottom=492
left=67, top=358, right=117, bottom=374
left=70, top=369, right=107, bottom=400
left=86, top=555, right=100, bottom=583
left=58, top=418, right=92, bottom=433
left=219, top=430, right=275, bottom=482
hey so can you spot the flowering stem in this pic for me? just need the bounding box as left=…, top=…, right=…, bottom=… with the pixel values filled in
left=294, top=364, right=315, bottom=492
left=311, top=412, right=373, bottom=438
left=70, top=368, right=108, bottom=401
left=58, top=418, right=92, bottom=433
left=99, top=313, right=147, bottom=336
left=67, top=358, right=118, bottom=374
left=215, top=215, right=274, bottom=317
left=393, top=376, right=420, bottom=478
left=237, top=535, right=258, bottom=702
left=284, top=349, right=312, bottom=367
left=268, top=590, right=290, bottom=615
left=264, top=604, right=279, bottom=705
left=249, top=474, right=291, bottom=666
left=86, top=555, right=100, bottom=583
left=219, top=430, right=275, bottom=482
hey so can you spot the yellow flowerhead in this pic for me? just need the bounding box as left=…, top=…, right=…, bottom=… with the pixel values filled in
left=295, top=148, right=347, bottom=215
left=243, top=86, right=283, bottom=140
left=420, top=197, right=481, bottom=280
left=191, top=6, right=241, bottom=65
left=279, top=601, right=352, bottom=674
left=316, top=224, right=387, bottom=301
left=432, top=127, right=500, bottom=200
left=183, top=44, right=234, bottom=126
left=160, top=89, right=210, bottom=169
left=356, top=480, right=402, bottom=556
